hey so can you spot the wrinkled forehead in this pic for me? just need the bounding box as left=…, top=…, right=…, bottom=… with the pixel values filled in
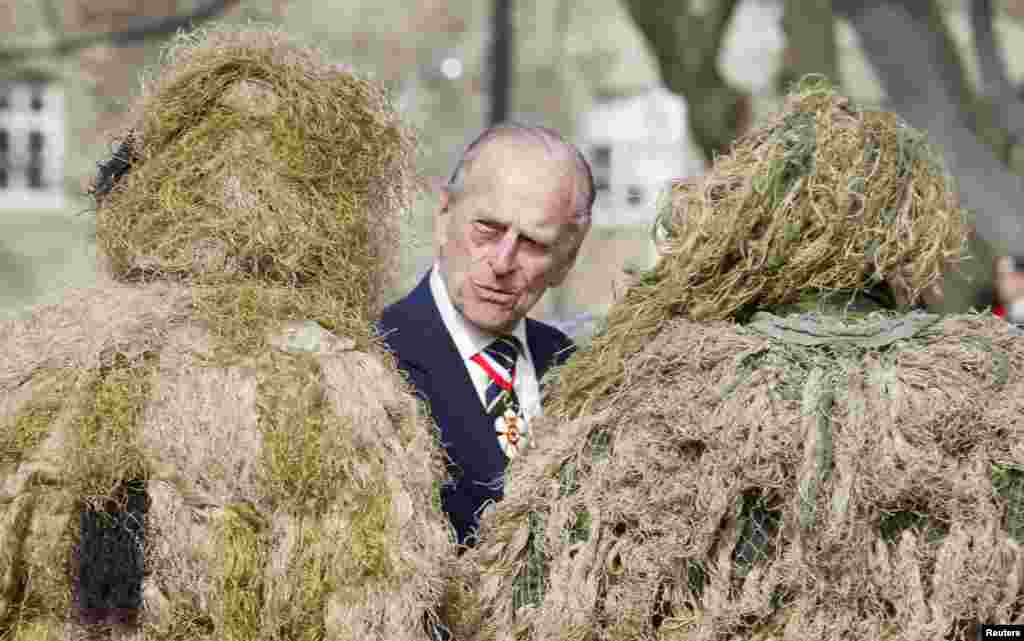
left=460, top=139, right=580, bottom=236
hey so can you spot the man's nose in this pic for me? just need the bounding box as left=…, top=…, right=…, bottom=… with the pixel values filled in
left=490, top=232, right=518, bottom=274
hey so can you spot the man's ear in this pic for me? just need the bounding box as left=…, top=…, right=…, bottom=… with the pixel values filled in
left=547, top=236, right=584, bottom=287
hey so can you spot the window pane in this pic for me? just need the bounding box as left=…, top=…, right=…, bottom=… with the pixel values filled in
left=28, top=168, right=45, bottom=189
left=30, top=84, right=44, bottom=111
left=592, top=145, right=612, bottom=192
left=28, top=131, right=44, bottom=189
left=27, top=167, right=43, bottom=189
left=0, top=129, right=7, bottom=189
left=627, top=185, right=645, bottom=206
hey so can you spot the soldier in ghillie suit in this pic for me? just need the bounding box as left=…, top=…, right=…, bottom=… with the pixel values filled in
left=644, top=78, right=976, bottom=592
left=1, top=24, right=453, bottom=641
left=445, top=78, right=1024, bottom=641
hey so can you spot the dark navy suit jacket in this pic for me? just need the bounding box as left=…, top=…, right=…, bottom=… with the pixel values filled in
left=377, top=271, right=574, bottom=546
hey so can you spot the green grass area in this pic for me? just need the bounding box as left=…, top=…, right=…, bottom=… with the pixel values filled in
left=0, top=208, right=98, bottom=319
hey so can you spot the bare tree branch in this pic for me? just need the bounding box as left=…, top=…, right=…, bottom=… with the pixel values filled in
left=779, top=0, right=838, bottom=90
left=970, top=0, right=1024, bottom=140
left=973, top=0, right=1008, bottom=96
left=625, top=0, right=741, bottom=84
left=0, top=0, right=239, bottom=63
left=706, top=0, right=740, bottom=50
left=38, top=0, right=63, bottom=36
left=623, top=0, right=744, bottom=162
left=835, top=0, right=1024, bottom=270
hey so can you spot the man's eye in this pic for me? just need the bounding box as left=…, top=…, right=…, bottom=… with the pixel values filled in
left=474, top=221, right=500, bottom=233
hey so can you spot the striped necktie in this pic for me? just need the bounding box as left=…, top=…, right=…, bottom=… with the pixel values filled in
left=470, top=335, right=528, bottom=458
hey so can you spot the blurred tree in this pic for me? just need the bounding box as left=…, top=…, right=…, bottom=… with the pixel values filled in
left=621, top=0, right=748, bottom=164
left=626, top=0, right=1024, bottom=311
left=778, top=0, right=838, bottom=93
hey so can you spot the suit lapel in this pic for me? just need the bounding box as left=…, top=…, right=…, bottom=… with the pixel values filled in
left=399, top=271, right=491, bottom=419
left=525, top=319, right=546, bottom=378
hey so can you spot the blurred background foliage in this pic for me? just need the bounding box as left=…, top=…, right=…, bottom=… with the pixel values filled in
left=4, top=0, right=1024, bottom=329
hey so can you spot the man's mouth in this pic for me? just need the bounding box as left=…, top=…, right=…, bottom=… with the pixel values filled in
left=474, top=282, right=517, bottom=305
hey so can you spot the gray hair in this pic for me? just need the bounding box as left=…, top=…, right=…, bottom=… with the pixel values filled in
left=445, top=122, right=595, bottom=229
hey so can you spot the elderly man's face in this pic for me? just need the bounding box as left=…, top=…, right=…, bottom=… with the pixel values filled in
left=437, top=141, right=584, bottom=334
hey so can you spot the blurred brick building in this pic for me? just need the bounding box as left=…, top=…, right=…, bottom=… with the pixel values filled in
left=0, top=0, right=788, bottom=326
left=0, top=1, right=262, bottom=316
left=0, top=1, right=220, bottom=210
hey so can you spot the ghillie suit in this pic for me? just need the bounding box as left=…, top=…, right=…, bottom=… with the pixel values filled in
left=445, top=78, right=1024, bottom=641
left=0, top=25, right=453, bottom=641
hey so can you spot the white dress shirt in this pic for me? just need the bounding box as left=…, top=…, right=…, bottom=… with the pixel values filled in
left=429, top=264, right=543, bottom=422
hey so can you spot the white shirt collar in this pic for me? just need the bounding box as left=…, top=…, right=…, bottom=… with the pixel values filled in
left=429, top=263, right=529, bottom=362
left=1008, top=298, right=1024, bottom=325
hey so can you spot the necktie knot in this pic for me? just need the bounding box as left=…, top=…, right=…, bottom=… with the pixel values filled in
left=484, top=335, right=521, bottom=368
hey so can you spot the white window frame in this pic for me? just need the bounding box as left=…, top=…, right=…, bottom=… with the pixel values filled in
left=0, top=79, right=65, bottom=210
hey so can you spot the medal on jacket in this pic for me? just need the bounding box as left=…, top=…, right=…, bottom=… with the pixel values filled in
left=495, top=405, right=528, bottom=459
left=473, top=340, right=529, bottom=459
